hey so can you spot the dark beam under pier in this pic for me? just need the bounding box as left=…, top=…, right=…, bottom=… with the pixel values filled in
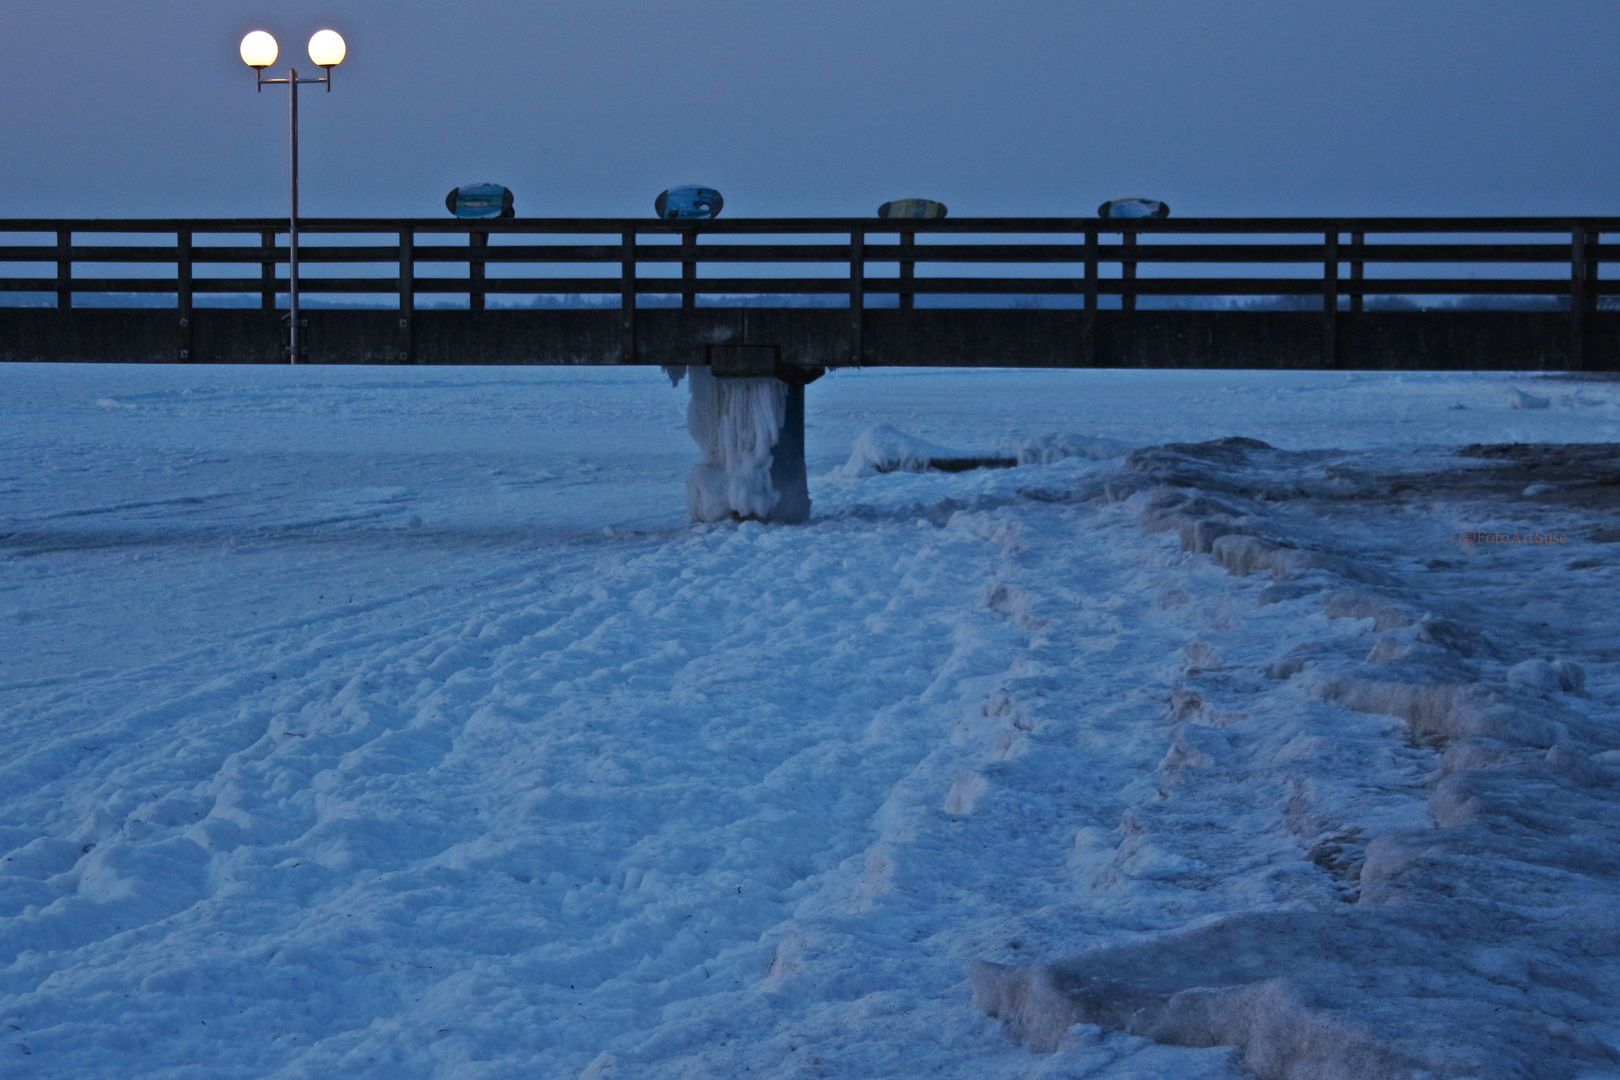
left=1, top=307, right=1612, bottom=371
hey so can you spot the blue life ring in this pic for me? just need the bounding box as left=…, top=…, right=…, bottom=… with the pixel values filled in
left=1099, top=197, right=1169, bottom=220
left=655, top=186, right=723, bottom=220
left=878, top=199, right=948, bottom=220
left=447, top=184, right=514, bottom=219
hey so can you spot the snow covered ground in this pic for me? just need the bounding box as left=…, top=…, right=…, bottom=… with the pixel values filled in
left=2, top=364, right=1619, bottom=1079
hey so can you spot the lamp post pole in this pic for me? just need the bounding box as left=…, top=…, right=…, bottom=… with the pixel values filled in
left=289, top=69, right=299, bottom=365
left=241, top=29, right=346, bottom=365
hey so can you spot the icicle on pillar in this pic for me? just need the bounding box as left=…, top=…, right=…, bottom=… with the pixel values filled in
left=674, top=346, right=821, bottom=525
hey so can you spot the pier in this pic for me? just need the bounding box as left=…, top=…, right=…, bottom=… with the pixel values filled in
left=1, top=216, right=1616, bottom=371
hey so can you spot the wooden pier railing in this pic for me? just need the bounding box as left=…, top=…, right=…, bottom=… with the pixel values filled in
left=0, top=216, right=1615, bottom=369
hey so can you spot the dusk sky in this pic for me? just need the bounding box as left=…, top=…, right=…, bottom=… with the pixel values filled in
left=3, top=1, right=1619, bottom=220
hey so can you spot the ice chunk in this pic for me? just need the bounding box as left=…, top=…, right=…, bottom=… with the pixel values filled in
left=1509, top=658, right=1561, bottom=692
left=942, top=771, right=988, bottom=814
left=1508, top=657, right=1585, bottom=693
left=1004, top=432, right=1133, bottom=465
left=1552, top=658, right=1586, bottom=692
left=838, top=424, right=1012, bottom=476
left=1507, top=388, right=1550, bottom=409
left=579, top=1051, right=618, bottom=1078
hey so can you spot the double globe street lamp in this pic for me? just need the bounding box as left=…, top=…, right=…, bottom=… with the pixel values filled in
left=239, top=29, right=347, bottom=364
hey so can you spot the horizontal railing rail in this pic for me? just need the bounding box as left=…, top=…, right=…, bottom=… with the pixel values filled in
left=2, top=217, right=1612, bottom=309
left=6, top=276, right=1612, bottom=298
left=3, top=242, right=1608, bottom=265
left=1, top=215, right=1617, bottom=232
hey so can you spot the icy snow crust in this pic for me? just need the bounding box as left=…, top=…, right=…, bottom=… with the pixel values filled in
left=2, top=366, right=1620, bottom=1079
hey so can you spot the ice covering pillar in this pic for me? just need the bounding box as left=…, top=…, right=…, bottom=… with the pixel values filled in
left=682, top=365, right=812, bottom=524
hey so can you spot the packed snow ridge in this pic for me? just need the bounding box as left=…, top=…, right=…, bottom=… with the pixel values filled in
left=972, top=436, right=1620, bottom=1080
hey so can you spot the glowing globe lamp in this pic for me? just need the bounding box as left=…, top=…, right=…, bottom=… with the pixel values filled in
left=308, top=30, right=347, bottom=68
left=239, top=31, right=279, bottom=69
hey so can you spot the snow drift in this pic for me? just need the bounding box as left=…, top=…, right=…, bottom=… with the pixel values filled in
left=839, top=425, right=1130, bottom=477
left=837, top=423, right=1007, bottom=476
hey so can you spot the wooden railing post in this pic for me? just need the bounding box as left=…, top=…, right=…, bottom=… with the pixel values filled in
left=1571, top=227, right=1591, bottom=371
left=620, top=230, right=636, bottom=363
left=1082, top=227, right=1098, bottom=366
left=55, top=230, right=71, bottom=309
left=681, top=230, right=697, bottom=310
left=849, top=228, right=865, bottom=364
left=1587, top=228, right=1601, bottom=302
left=469, top=228, right=488, bottom=311
left=899, top=229, right=915, bottom=311
left=1121, top=231, right=1136, bottom=312
left=1323, top=230, right=1339, bottom=367
left=1589, top=228, right=1603, bottom=373
left=399, top=228, right=415, bottom=363
left=1084, top=228, right=1099, bottom=314
left=177, top=226, right=194, bottom=361
left=1592, top=227, right=1603, bottom=373
left=1349, top=230, right=1365, bottom=313
left=260, top=229, right=276, bottom=311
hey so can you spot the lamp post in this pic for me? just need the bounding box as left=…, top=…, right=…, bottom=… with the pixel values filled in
left=240, top=29, right=347, bottom=364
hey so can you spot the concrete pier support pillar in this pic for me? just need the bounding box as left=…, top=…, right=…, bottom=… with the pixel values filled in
left=767, top=381, right=810, bottom=524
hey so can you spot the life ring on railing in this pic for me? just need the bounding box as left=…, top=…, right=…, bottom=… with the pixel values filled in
left=446, top=184, right=514, bottom=219
left=878, top=199, right=948, bottom=220
left=655, top=186, right=724, bottom=220
left=1098, top=197, right=1169, bottom=220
